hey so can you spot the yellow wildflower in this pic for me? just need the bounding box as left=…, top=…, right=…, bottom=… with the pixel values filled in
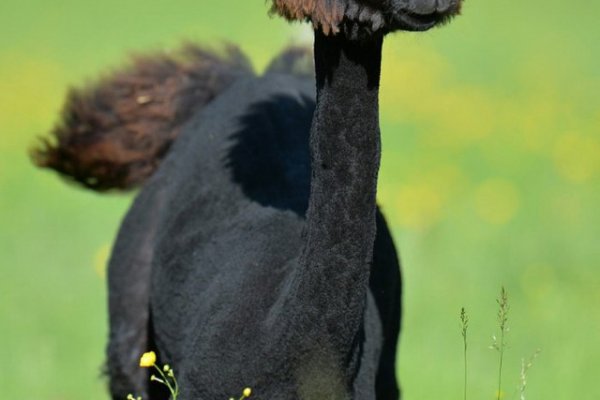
left=243, top=387, right=252, bottom=397
left=139, top=351, right=157, bottom=367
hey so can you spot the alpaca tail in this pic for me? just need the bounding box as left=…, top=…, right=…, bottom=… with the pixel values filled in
left=30, top=44, right=254, bottom=191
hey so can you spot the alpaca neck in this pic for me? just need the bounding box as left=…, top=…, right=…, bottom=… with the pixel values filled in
left=293, top=31, right=383, bottom=342
left=302, top=30, right=382, bottom=277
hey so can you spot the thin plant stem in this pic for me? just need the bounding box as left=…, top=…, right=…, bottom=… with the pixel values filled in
left=172, top=370, right=180, bottom=398
left=497, top=333, right=504, bottom=400
left=460, top=307, right=469, bottom=400
left=493, top=287, right=509, bottom=400
left=153, top=365, right=178, bottom=399
left=518, top=349, right=541, bottom=400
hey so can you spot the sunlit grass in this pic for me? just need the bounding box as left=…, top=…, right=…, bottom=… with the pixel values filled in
left=491, top=287, right=509, bottom=400
left=459, top=289, right=541, bottom=400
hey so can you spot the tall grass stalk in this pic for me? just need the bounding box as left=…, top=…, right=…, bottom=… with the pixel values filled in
left=518, top=349, right=541, bottom=400
left=460, top=307, right=469, bottom=400
left=490, top=287, right=509, bottom=400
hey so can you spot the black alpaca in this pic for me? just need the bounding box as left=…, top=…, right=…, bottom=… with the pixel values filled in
left=33, top=1, right=462, bottom=399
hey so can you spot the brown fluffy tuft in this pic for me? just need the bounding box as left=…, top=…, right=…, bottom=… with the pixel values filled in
left=31, top=44, right=253, bottom=191
left=270, top=0, right=464, bottom=37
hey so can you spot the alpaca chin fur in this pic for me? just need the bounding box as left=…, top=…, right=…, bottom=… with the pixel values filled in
left=270, top=0, right=346, bottom=35
left=270, top=0, right=463, bottom=38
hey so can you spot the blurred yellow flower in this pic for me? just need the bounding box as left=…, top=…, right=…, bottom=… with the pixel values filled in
left=93, top=243, right=111, bottom=279
left=553, top=132, right=600, bottom=183
left=139, top=351, right=157, bottom=368
left=243, top=387, right=252, bottom=397
left=396, top=183, right=442, bottom=231
left=474, top=179, right=520, bottom=225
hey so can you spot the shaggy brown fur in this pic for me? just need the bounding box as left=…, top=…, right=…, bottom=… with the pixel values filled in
left=31, top=44, right=253, bottom=191
left=270, top=0, right=463, bottom=36
left=271, top=0, right=345, bottom=34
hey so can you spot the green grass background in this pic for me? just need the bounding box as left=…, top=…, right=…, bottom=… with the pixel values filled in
left=1, top=1, right=598, bottom=399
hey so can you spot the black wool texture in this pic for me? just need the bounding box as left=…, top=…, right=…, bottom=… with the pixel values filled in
left=106, top=36, right=401, bottom=400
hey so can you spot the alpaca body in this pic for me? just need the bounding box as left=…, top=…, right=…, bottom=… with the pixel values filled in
left=33, top=2, right=464, bottom=398
left=107, top=73, right=401, bottom=399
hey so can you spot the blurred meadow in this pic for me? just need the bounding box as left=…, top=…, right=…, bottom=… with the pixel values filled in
left=1, top=0, right=599, bottom=399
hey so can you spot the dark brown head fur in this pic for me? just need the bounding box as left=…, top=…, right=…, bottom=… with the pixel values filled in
left=270, top=0, right=463, bottom=37
left=31, top=45, right=253, bottom=190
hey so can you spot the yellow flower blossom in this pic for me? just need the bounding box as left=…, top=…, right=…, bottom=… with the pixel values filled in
left=243, top=387, right=252, bottom=397
left=139, top=351, right=157, bottom=368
